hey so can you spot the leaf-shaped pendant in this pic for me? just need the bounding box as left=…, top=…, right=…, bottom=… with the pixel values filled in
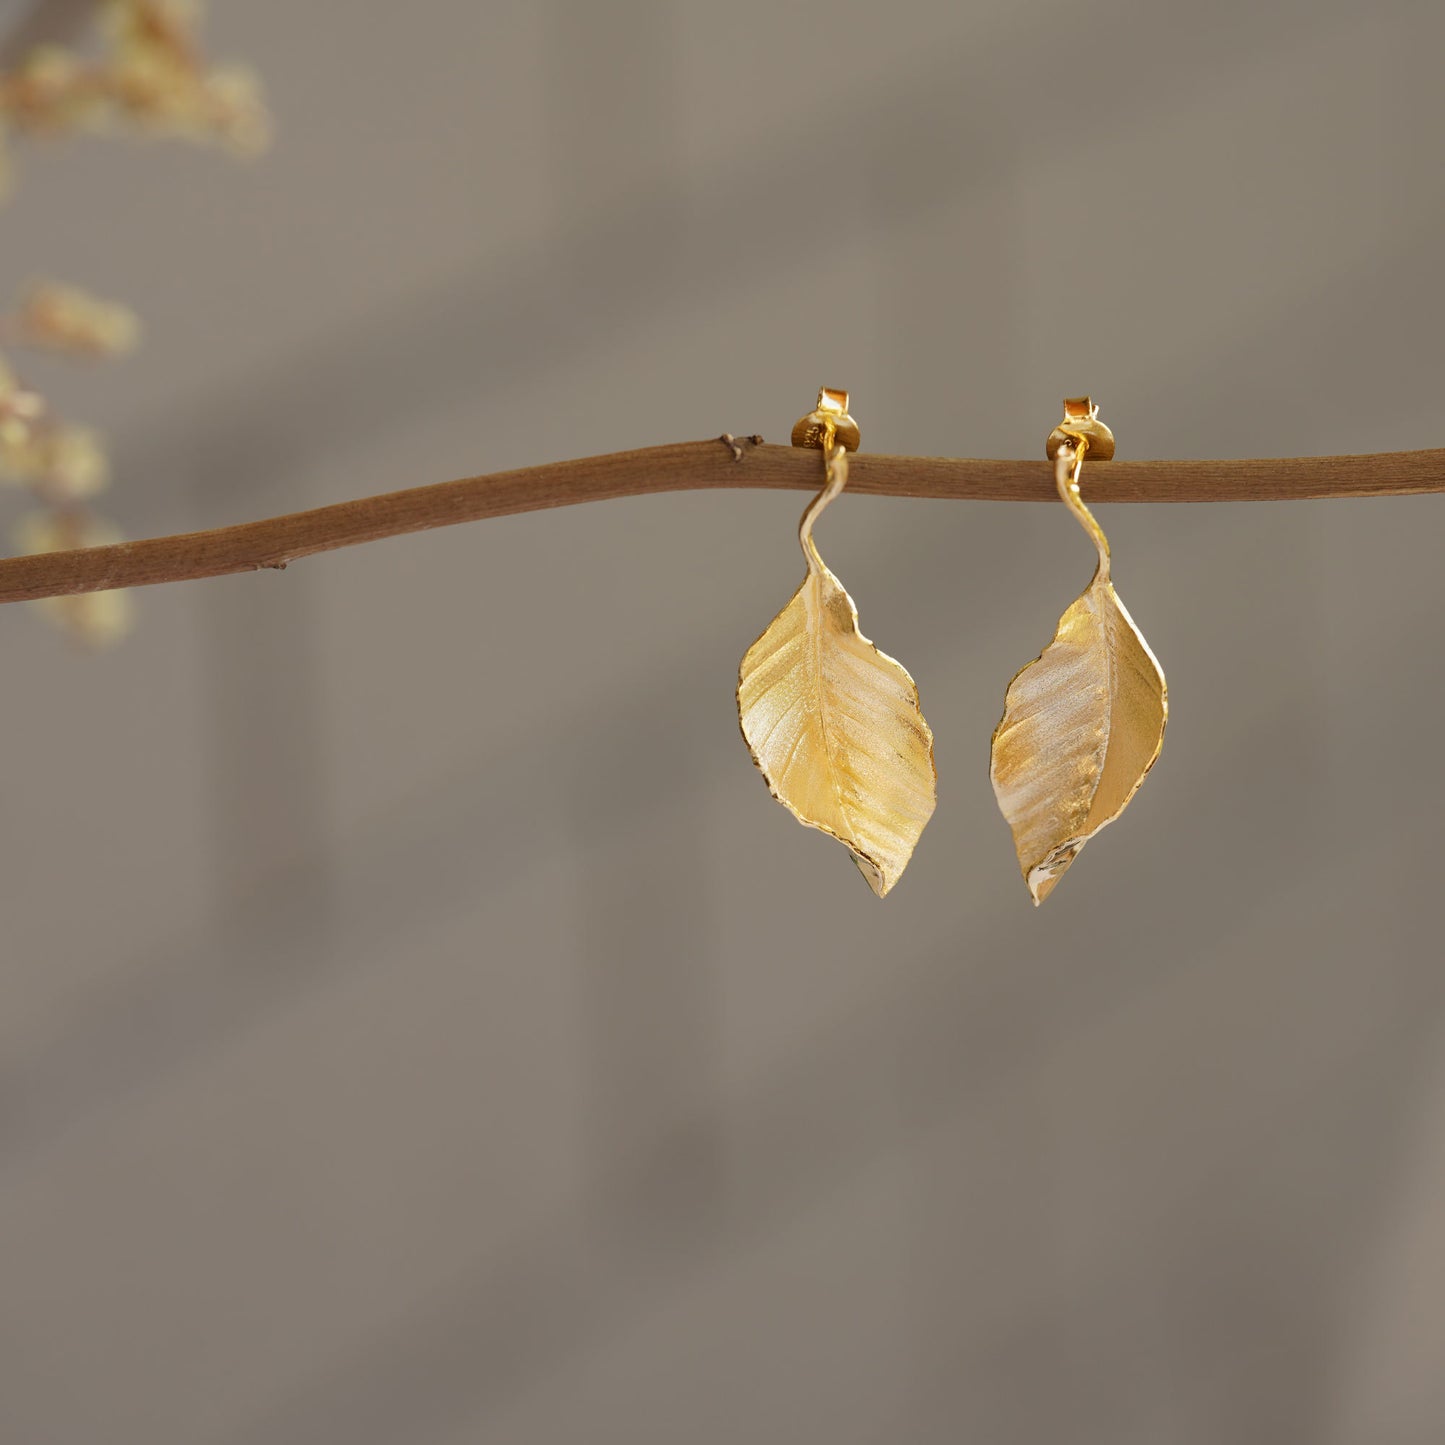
left=990, top=439, right=1167, bottom=905
left=738, top=445, right=936, bottom=896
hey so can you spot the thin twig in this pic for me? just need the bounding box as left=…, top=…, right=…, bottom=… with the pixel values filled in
left=0, top=437, right=1440, bottom=605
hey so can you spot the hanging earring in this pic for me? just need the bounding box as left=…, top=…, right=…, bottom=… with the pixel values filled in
left=990, top=398, right=1167, bottom=905
left=737, top=387, right=936, bottom=896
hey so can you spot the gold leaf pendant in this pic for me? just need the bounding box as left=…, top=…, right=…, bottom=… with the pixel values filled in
left=738, top=391, right=936, bottom=896
left=990, top=401, right=1167, bottom=904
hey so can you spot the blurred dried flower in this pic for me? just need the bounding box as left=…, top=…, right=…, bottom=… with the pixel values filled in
left=0, top=0, right=273, bottom=184
left=0, top=359, right=45, bottom=465
left=106, top=0, right=203, bottom=53
left=0, top=1, right=269, bottom=647
left=0, top=354, right=44, bottom=420
left=0, top=421, right=109, bottom=497
left=45, top=426, right=110, bottom=499
left=197, top=63, right=269, bottom=156
left=12, top=510, right=133, bottom=647
left=0, top=45, right=102, bottom=135
left=14, top=281, right=141, bottom=358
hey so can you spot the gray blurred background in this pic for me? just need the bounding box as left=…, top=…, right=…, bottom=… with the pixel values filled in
left=1, top=1, right=1443, bottom=1441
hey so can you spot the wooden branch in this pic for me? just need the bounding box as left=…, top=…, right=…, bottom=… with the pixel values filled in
left=0, top=438, right=1440, bottom=605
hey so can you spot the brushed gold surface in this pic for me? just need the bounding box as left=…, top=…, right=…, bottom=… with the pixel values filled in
left=738, top=438, right=936, bottom=897
left=990, top=435, right=1167, bottom=904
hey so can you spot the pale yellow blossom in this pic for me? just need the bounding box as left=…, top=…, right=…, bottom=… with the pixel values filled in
left=15, top=282, right=140, bottom=358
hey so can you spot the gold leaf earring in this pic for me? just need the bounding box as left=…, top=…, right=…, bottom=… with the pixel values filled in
left=990, top=398, right=1167, bottom=904
left=737, top=388, right=937, bottom=896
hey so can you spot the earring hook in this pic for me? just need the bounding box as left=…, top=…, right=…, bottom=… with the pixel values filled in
left=792, top=387, right=861, bottom=571
left=1048, top=396, right=1114, bottom=581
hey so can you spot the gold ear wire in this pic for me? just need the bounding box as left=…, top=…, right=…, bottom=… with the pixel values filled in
left=989, top=398, right=1167, bottom=904
left=737, top=388, right=936, bottom=896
